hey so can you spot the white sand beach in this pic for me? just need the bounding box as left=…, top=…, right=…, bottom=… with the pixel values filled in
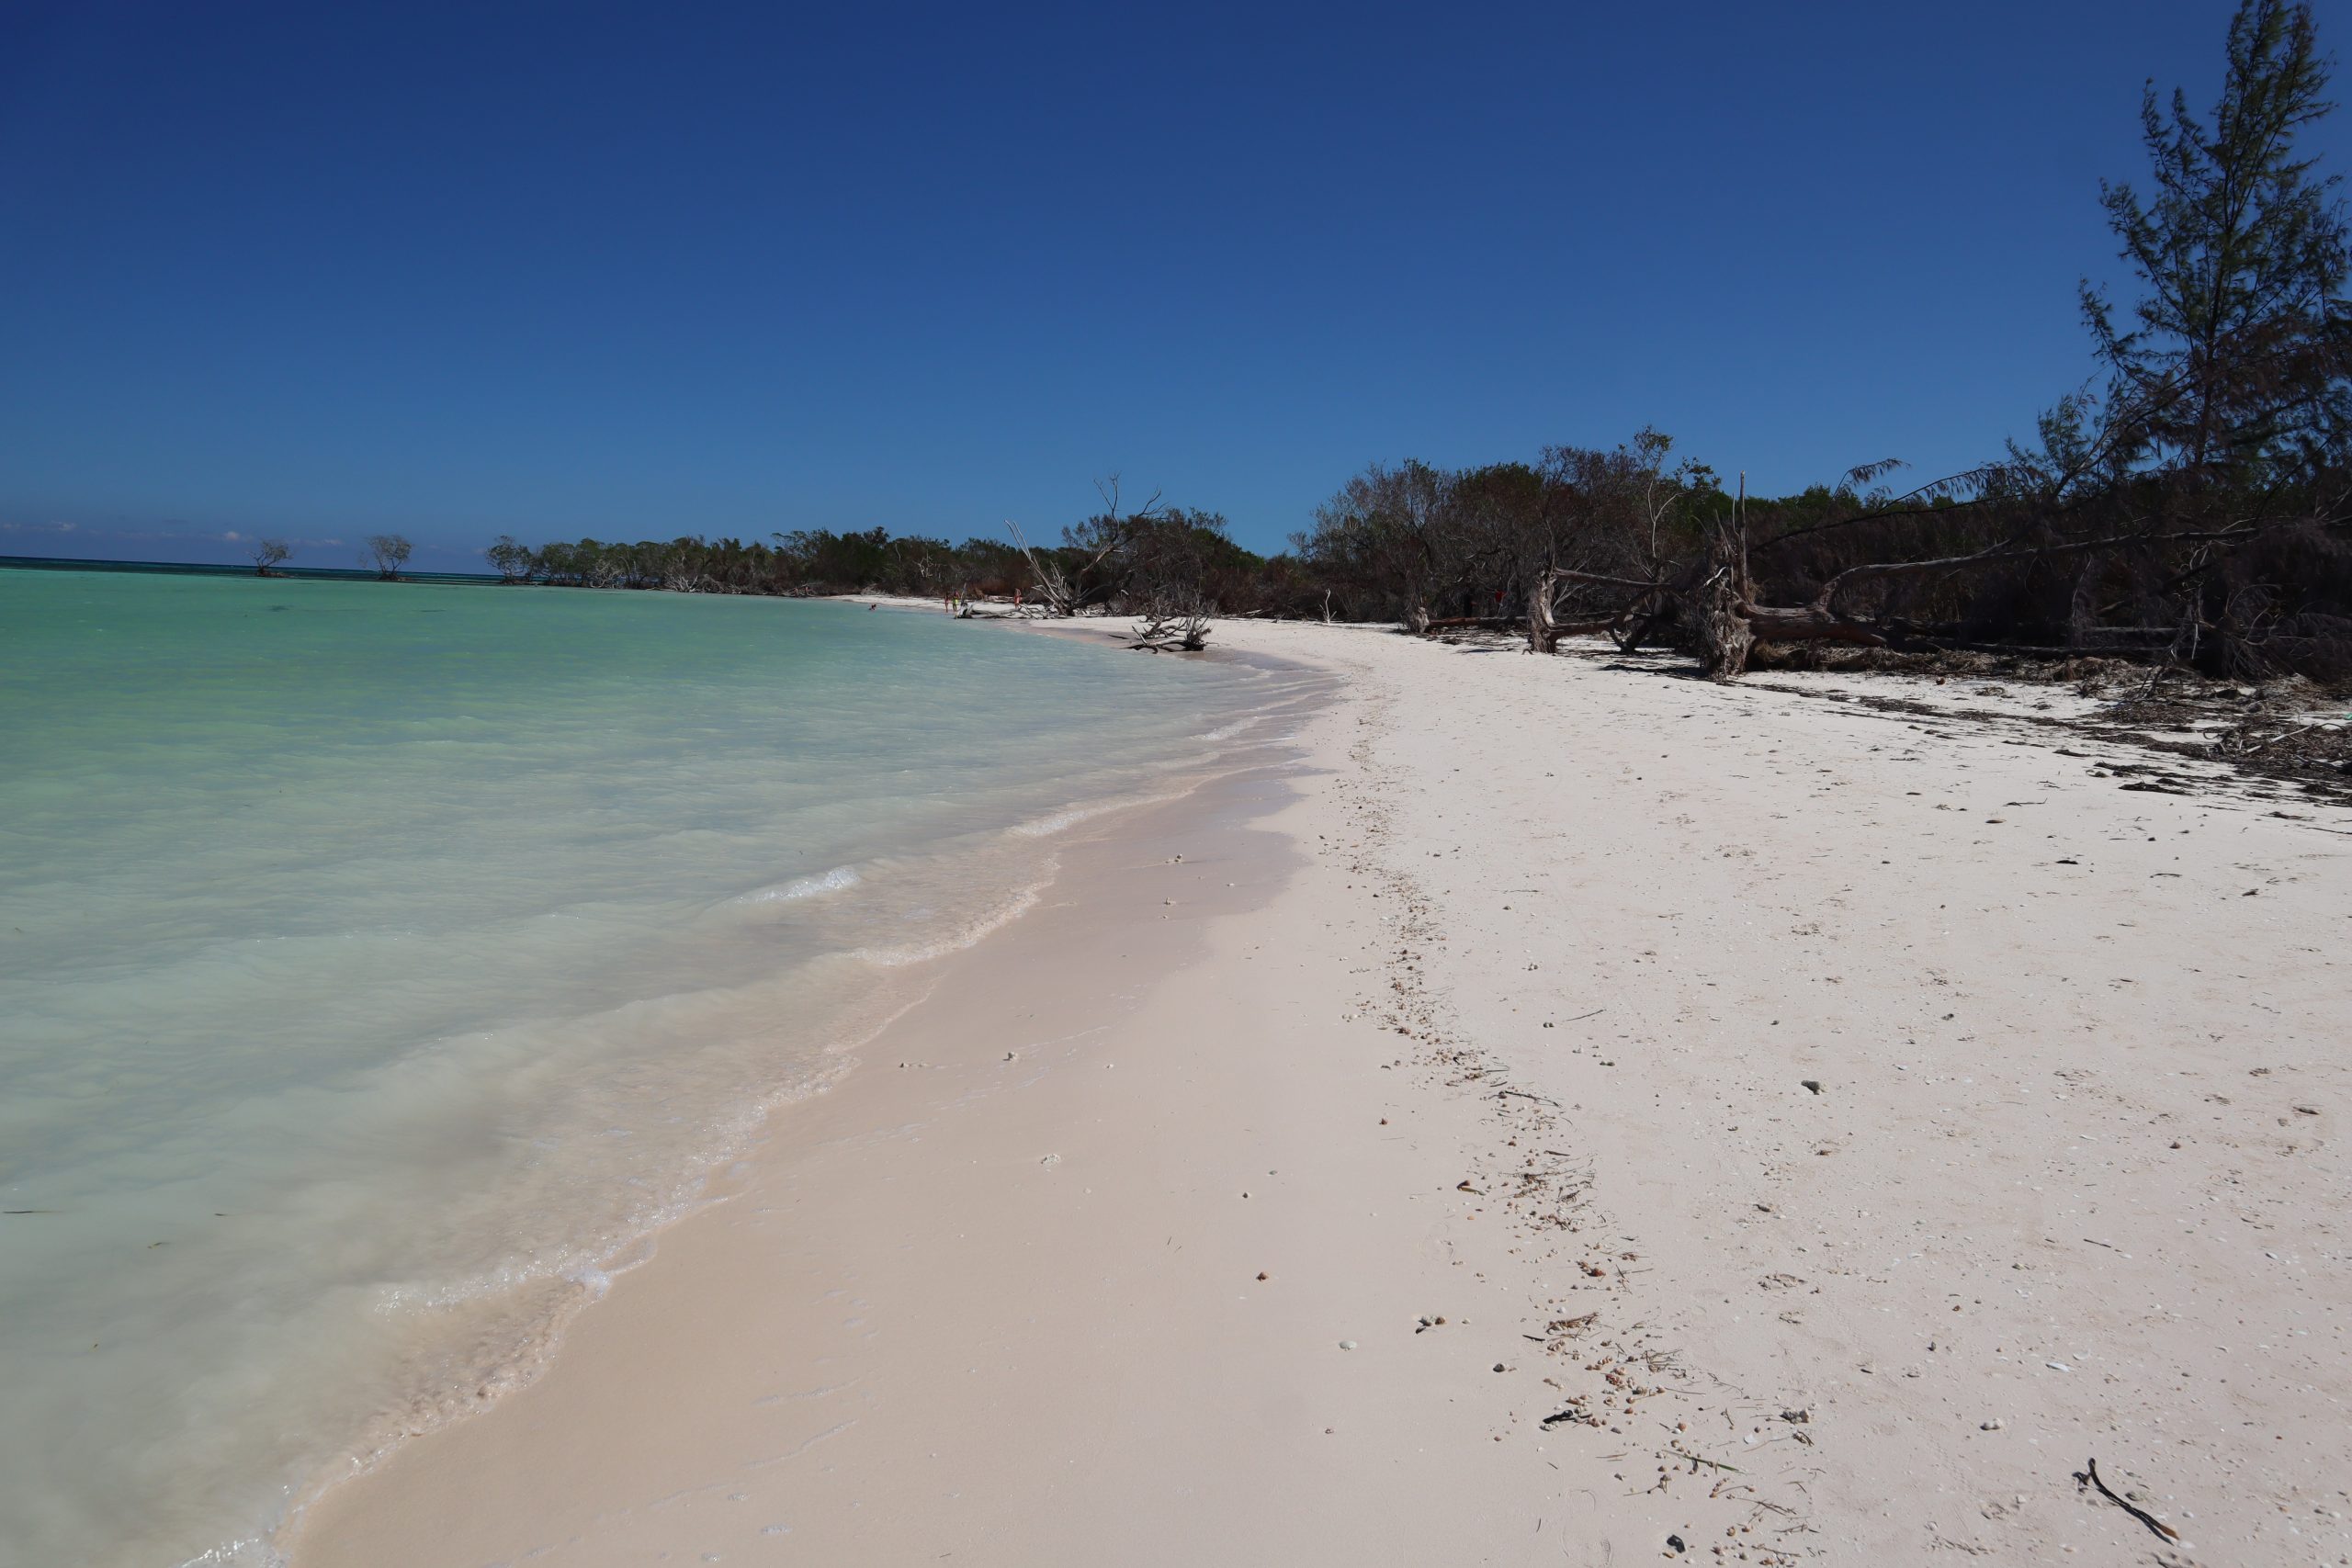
left=290, top=615, right=2351, bottom=1566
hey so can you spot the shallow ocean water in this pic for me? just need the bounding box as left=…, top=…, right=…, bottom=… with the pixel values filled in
left=0, top=571, right=1289, bottom=1568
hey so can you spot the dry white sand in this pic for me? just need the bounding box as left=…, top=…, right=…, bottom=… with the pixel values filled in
left=289, top=615, right=2351, bottom=1566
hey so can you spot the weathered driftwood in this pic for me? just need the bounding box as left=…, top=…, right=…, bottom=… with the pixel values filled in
left=1527, top=576, right=1558, bottom=653
left=1424, top=615, right=1524, bottom=632
left=1741, top=604, right=1886, bottom=646
left=1131, top=618, right=1209, bottom=651
left=1701, top=524, right=1753, bottom=680
left=1526, top=566, right=1669, bottom=654
left=1130, top=592, right=1212, bottom=651
left=1003, top=520, right=1077, bottom=615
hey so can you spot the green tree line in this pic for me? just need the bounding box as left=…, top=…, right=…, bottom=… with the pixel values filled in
left=477, top=1, right=2352, bottom=684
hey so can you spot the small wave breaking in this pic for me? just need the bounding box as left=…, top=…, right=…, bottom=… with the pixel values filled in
left=733, top=865, right=861, bottom=905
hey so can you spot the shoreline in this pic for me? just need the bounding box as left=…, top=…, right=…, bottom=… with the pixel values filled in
left=19, top=588, right=1313, bottom=1568
left=270, top=622, right=1339, bottom=1565
left=290, top=615, right=2350, bottom=1566
left=288, top=684, right=1495, bottom=1565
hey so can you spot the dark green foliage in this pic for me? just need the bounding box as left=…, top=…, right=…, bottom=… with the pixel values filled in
left=483, top=535, right=535, bottom=582
left=1289, top=436, right=1717, bottom=627
left=522, top=530, right=1035, bottom=596
left=2083, top=0, right=2351, bottom=478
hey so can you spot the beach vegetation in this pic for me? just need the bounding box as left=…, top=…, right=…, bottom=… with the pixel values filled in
left=2083, top=0, right=2347, bottom=480
left=249, top=538, right=292, bottom=575
left=364, top=534, right=413, bottom=581
left=484, top=535, right=537, bottom=583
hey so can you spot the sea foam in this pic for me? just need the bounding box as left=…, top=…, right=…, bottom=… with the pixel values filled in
left=732, top=864, right=861, bottom=905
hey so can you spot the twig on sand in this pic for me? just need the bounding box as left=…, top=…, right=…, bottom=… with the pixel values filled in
left=1560, top=1008, right=1606, bottom=1023
left=2237, top=721, right=2327, bottom=756
left=1669, top=1441, right=1740, bottom=1474
left=2081, top=1458, right=2180, bottom=1542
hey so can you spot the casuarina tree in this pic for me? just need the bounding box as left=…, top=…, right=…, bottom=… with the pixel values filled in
left=2082, top=0, right=2352, bottom=480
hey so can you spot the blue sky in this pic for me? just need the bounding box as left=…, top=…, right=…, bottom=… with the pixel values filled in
left=3, top=0, right=2343, bottom=568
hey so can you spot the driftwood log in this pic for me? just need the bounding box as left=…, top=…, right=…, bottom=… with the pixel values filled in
left=1423, top=615, right=1525, bottom=632
left=1130, top=592, right=1212, bottom=651
left=1742, top=604, right=1885, bottom=646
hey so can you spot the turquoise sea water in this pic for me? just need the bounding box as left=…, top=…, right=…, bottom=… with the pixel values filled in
left=0, top=572, right=1300, bottom=1568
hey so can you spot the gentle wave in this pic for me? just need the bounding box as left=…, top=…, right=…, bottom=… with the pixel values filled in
left=1198, top=714, right=1262, bottom=743
left=847, top=865, right=1054, bottom=968
left=1011, top=791, right=1186, bottom=839
left=729, top=864, right=862, bottom=905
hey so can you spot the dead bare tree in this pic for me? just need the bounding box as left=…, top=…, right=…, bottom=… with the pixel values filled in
left=1701, top=486, right=1755, bottom=679
left=1001, top=518, right=1072, bottom=613
left=1004, top=474, right=1171, bottom=616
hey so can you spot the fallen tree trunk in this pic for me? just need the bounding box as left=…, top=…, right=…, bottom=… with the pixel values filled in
left=1527, top=566, right=1668, bottom=654
left=1741, top=604, right=1886, bottom=646
left=1892, top=637, right=2169, bottom=658
left=1880, top=619, right=2177, bottom=644
left=1517, top=508, right=2215, bottom=678
left=1130, top=600, right=1211, bottom=651
left=1707, top=514, right=2256, bottom=678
